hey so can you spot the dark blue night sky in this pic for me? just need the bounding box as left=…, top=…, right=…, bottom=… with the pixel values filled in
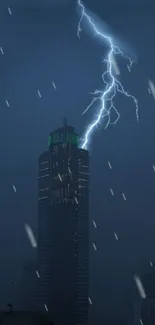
left=0, top=0, right=155, bottom=322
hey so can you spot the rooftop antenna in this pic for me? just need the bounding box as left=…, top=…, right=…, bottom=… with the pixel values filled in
left=64, top=117, right=67, bottom=127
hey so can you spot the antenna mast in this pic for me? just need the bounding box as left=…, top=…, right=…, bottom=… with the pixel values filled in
left=64, top=117, right=67, bottom=126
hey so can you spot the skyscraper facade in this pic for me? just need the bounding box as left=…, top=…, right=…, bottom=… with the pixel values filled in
left=36, top=123, right=89, bottom=325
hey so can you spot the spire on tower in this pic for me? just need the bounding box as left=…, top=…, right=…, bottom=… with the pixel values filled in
left=64, top=117, right=67, bottom=127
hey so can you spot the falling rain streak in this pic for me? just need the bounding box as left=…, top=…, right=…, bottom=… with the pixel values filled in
left=127, top=64, right=131, bottom=72
left=114, top=232, right=118, bottom=241
left=5, top=100, right=9, bottom=107
left=37, top=89, right=42, bottom=98
left=58, top=173, right=62, bottom=182
left=134, top=275, right=147, bottom=299
left=88, top=297, right=92, bottom=305
left=148, top=80, right=155, bottom=100
left=92, top=242, right=97, bottom=251
left=68, top=167, right=71, bottom=174
left=108, top=161, right=112, bottom=169
left=0, top=47, right=4, bottom=54
left=52, top=81, right=56, bottom=89
left=153, top=165, right=155, bottom=172
left=92, top=220, right=97, bottom=228
left=44, top=304, right=48, bottom=312
left=8, top=7, right=12, bottom=14
left=74, top=197, right=78, bottom=204
left=36, top=270, right=40, bottom=278
left=110, top=188, right=114, bottom=196
left=149, top=261, right=153, bottom=267
left=111, top=55, right=120, bottom=76
left=140, top=319, right=144, bottom=325
left=25, top=224, right=37, bottom=248
left=122, top=193, right=126, bottom=201
left=12, top=184, right=16, bottom=192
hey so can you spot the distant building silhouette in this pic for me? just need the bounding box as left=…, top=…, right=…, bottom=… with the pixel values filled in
left=36, top=122, right=89, bottom=325
left=20, top=260, right=36, bottom=311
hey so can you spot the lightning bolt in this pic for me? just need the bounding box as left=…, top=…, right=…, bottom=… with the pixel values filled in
left=77, top=0, right=139, bottom=150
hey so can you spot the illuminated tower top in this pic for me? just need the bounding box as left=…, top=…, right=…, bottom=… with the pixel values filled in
left=48, top=120, right=78, bottom=149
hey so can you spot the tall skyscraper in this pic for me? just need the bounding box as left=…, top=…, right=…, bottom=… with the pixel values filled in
left=36, top=122, right=89, bottom=325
